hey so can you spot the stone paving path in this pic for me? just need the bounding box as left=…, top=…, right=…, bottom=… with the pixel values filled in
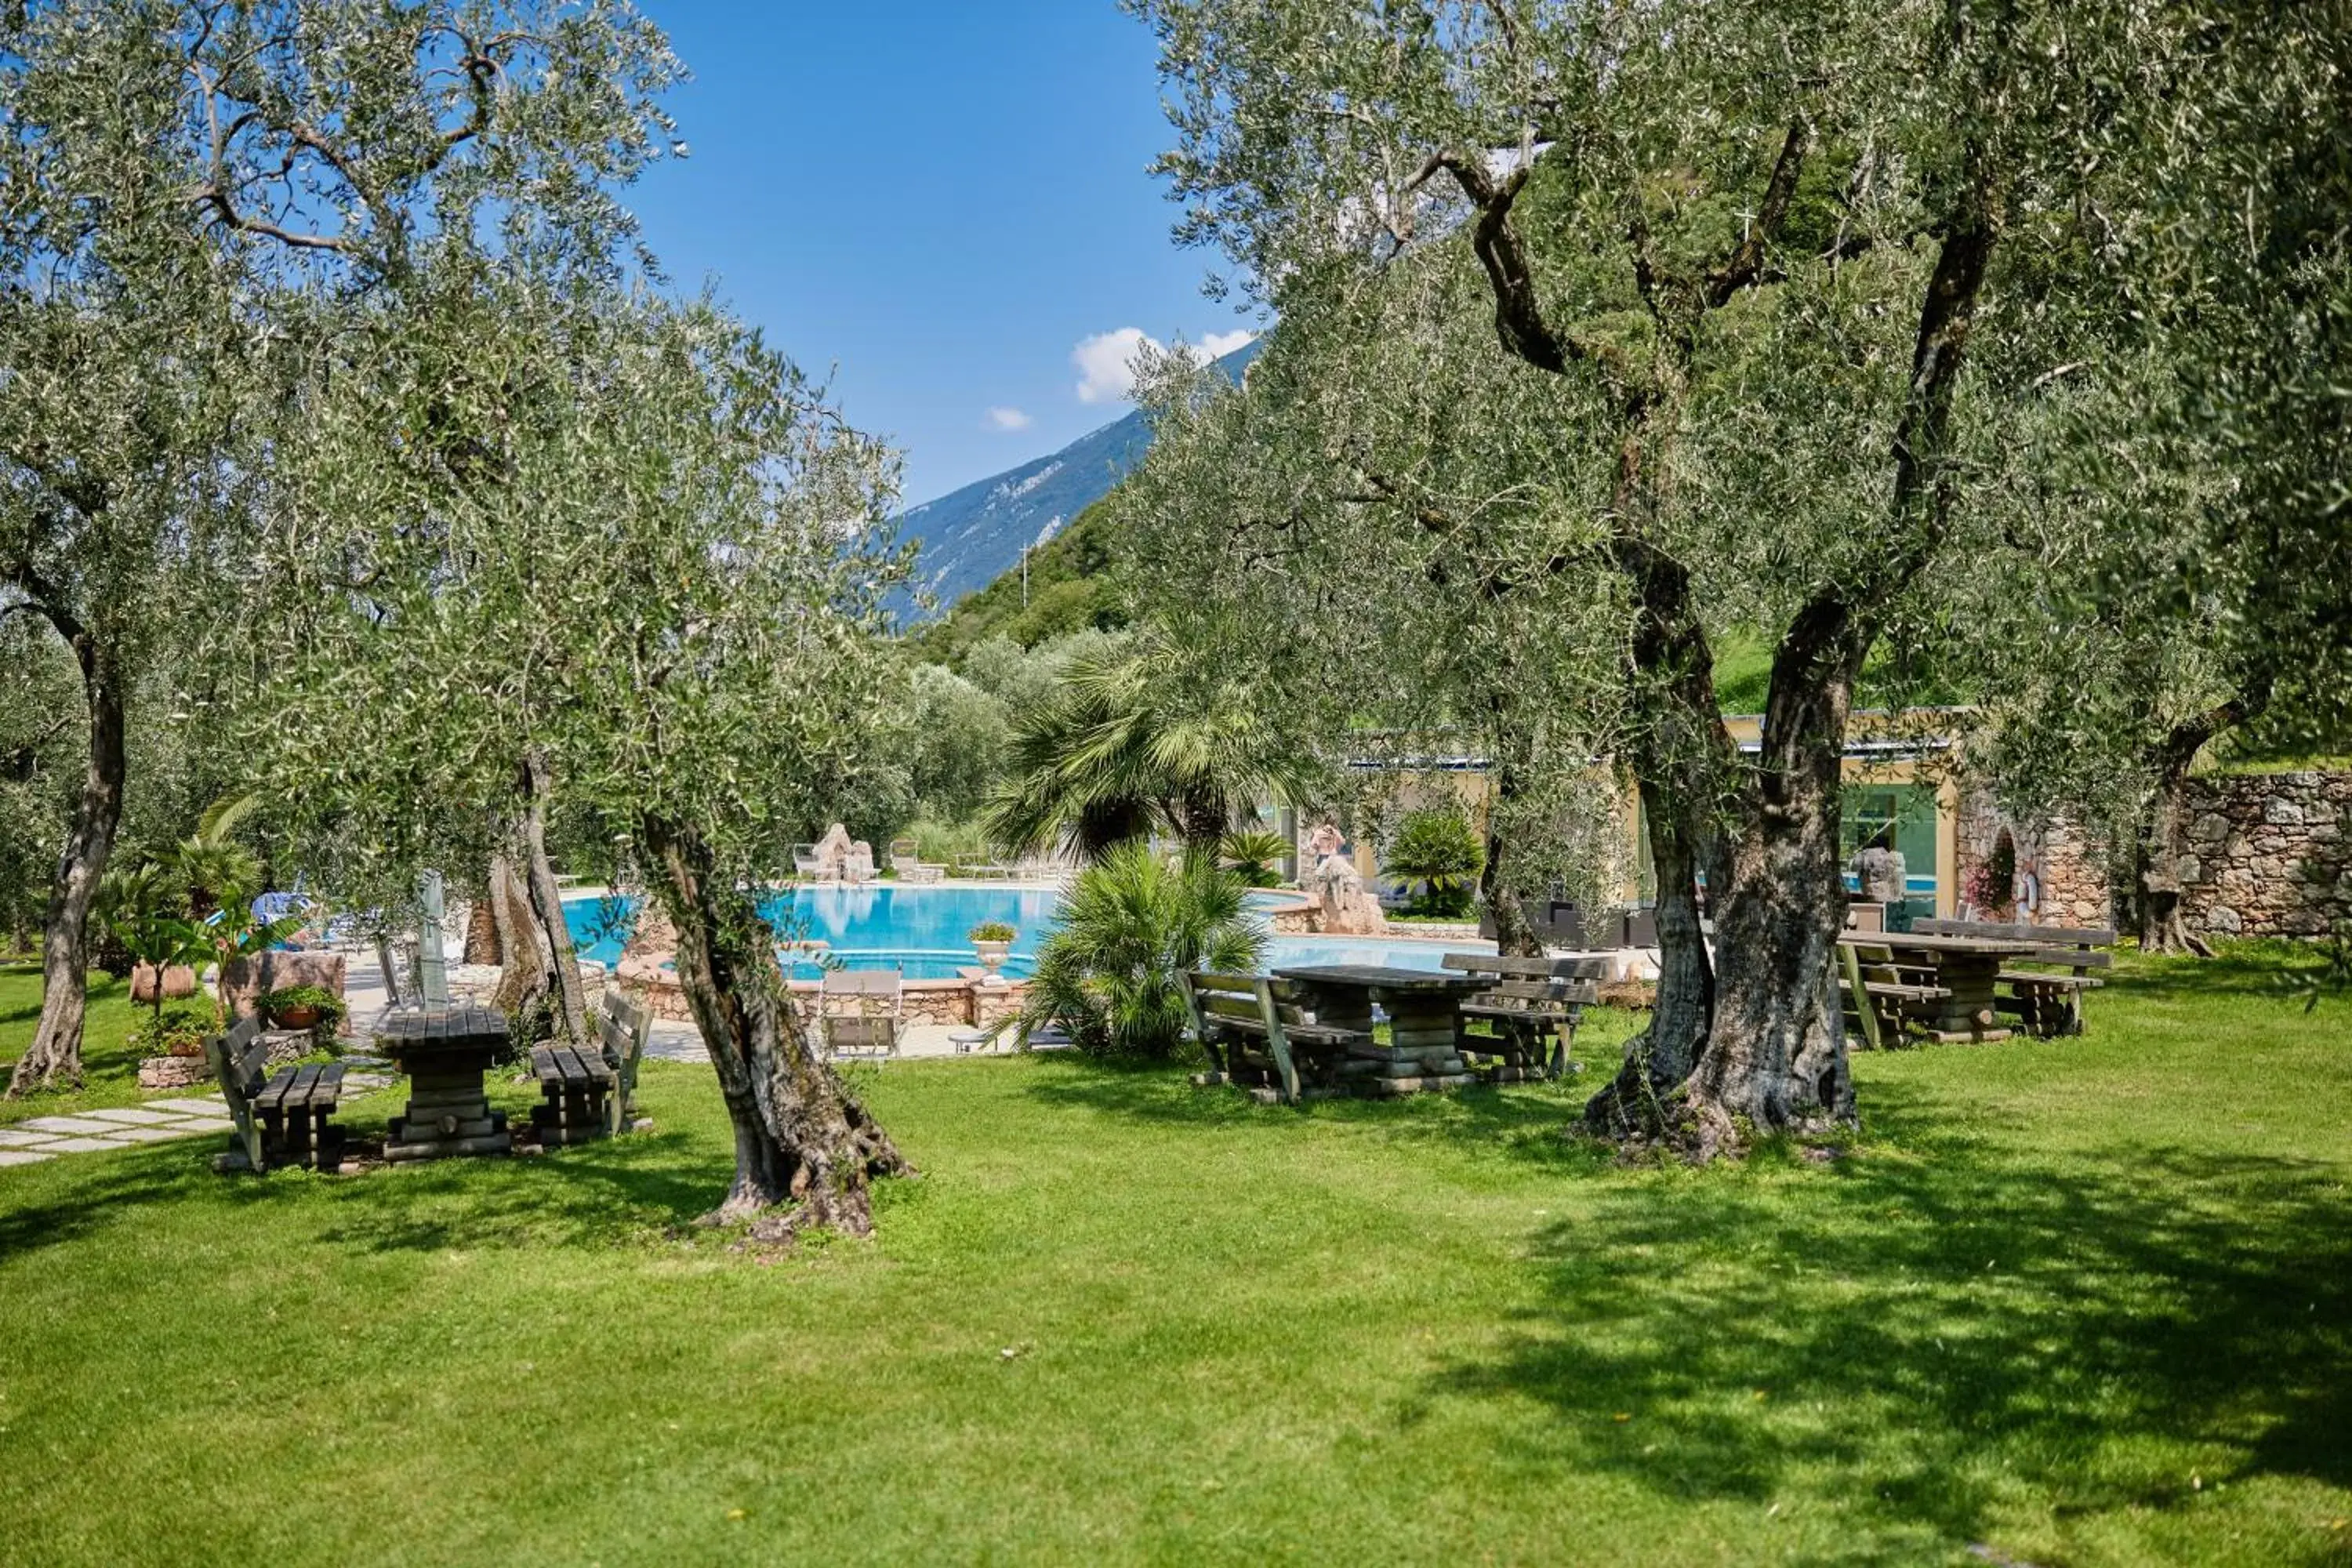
left=0, top=1100, right=238, bottom=1166
left=0, top=1065, right=399, bottom=1171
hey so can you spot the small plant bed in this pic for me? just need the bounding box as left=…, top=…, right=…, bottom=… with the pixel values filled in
left=260, top=983, right=347, bottom=1046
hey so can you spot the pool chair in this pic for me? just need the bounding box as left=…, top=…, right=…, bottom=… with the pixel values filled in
left=819, top=968, right=902, bottom=1063
left=791, top=843, right=825, bottom=880
left=889, top=838, right=945, bottom=884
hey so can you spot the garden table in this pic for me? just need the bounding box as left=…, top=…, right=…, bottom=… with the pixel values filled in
left=1838, top=931, right=2039, bottom=1043
left=374, top=1000, right=514, bottom=1160
left=1269, top=964, right=1494, bottom=1056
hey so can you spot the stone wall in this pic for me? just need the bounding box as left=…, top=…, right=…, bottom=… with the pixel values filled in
left=2176, top=772, right=2351, bottom=938
left=1951, top=793, right=2111, bottom=927
left=619, top=967, right=1026, bottom=1029
left=1955, top=771, right=2352, bottom=939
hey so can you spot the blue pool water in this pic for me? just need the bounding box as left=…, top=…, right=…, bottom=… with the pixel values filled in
left=561, top=885, right=1486, bottom=981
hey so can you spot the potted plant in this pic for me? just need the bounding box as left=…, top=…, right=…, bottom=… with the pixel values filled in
left=101, top=866, right=216, bottom=1044
left=968, top=920, right=1018, bottom=977
left=142, top=1000, right=222, bottom=1058
left=263, top=982, right=347, bottom=1043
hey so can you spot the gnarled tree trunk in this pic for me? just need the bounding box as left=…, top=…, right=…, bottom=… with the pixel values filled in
left=2125, top=686, right=2265, bottom=954
left=516, top=752, right=589, bottom=1047
left=487, top=854, right=549, bottom=1017
left=1584, top=521, right=1731, bottom=1137
left=1683, top=609, right=1862, bottom=1151
left=9, top=617, right=124, bottom=1097
left=463, top=867, right=503, bottom=966
left=640, top=811, right=907, bottom=1237
left=1479, top=710, right=1544, bottom=959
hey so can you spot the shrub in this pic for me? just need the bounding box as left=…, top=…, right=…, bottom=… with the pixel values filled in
left=1219, top=829, right=1289, bottom=887
left=968, top=920, right=1017, bottom=943
left=136, top=1000, right=222, bottom=1058
left=909, top=816, right=993, bottom=874
left=1381, top=808, right=1484, bottom=917
left=1016, top=843, right=1265, bottom=1058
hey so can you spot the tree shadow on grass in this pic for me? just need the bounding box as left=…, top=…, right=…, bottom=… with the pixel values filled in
left=1015, top=1049, right=1604, bottom=1164
left=303, top=1129, right=720, bottom=1254
left=1421, top=1079, right=2352, bottom=1561
left=0, top=1116, right=723, bottom=1266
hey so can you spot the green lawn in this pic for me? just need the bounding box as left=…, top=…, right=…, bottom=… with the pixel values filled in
left=2, top=953, right=2347, bottom=1566
left=0, top=967, right=169, bottom=1124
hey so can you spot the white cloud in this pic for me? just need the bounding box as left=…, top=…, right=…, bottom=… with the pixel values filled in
left=985, top=406, right=1033, bottom=432
left=1073, top=326, right=1260, bottom=405
left=1073, top=327, right=1154, bottom=405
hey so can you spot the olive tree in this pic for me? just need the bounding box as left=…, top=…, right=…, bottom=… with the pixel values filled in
left=265, top=280, right=915, bottom=1233
left=1134, top=0, right=2132, bottom=1150
left=1953, top=0, right=2352, bottom=953
left=1, top=0, right=677, bottom=1091
left=1116, top=268, right=1628, bottom=956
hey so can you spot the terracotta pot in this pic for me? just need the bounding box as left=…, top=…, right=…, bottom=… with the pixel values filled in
left=131, top=963, right=200, bottom=1004
left=165, top=1037, right=207, bottom=1058
left=270, top=1004, right=322, bottom=1030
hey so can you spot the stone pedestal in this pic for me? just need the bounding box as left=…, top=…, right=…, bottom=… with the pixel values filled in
left=376, top=1002, right=514, bottom=1161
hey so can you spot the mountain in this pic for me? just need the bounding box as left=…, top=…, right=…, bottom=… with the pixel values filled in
left=897, top=338, right=1259, bottom=616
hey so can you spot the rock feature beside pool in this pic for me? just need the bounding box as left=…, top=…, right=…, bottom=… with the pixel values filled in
left=1303, top=856, right=1387, bottom=937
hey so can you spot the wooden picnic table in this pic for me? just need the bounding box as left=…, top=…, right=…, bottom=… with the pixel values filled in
left=374, top=1001, right=515, bottom=1161
left=1838, top=931, right=2040, bottom=1043
left=1271, top=964, right=1494, bottom=1051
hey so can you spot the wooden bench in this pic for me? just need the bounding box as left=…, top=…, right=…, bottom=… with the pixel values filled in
left=1913, top=918, right=2114, bottom=1036
left=205, top=1014, right=347, bottom=1172
left=1441, top=953, right=1605, bottom=1081
left=529, top=1042, right=615, bottom=1146
left=529, top=988, right=650, bottom=1146
left=1178, top=971, right=1373, bottom=1104
left=1836, top=942, right=1952, bottom=1049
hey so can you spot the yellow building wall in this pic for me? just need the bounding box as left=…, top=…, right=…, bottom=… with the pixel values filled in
left=1359, top=714, right=1961, bottom=914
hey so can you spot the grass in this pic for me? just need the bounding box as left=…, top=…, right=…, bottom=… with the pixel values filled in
left=0, top=967, right=196, bottom=1124
left=2, top=953, right=2348, bottom=1566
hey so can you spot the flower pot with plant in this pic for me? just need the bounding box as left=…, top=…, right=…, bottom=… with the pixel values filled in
left=262, top=983, right=347, bottom=1047
left=968, top=920, right=1018, bottom=977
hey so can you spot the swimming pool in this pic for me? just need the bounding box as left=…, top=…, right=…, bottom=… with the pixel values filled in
left=559, top=885, right=1489, bottom=981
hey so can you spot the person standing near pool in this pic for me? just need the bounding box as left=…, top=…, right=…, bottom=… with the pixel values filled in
left=1850, top=829, right=1911, bottom=931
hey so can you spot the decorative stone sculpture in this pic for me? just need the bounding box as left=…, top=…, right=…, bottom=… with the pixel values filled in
left=811, top=822, right=858, bottom=880
left=1301, top=822, right=1386, bottom=936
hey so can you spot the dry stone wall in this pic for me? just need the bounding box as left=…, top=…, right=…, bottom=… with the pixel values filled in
left=2176, top=771, right=2351, bottom=938
left=1955, top=770, right=2352, bottom=939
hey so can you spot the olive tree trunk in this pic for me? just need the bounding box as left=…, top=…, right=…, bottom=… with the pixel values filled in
left=516, top=752, right=590, bottom=1046
left=1584, top=523, right=1730, bottom=1137
left=2126, top=765, right=2202, bottom=956
left=640, top=811, right=908, bottom=1237
left=8, top=615, right=124, bottom=1097
left=487, top=854, right=550, bottom=1017
left=1682, top=610, right=1861, bottom=1152
left=2123, top=686, right=2265, bottom=954
left=1478, top=772, right=1543, bottom=962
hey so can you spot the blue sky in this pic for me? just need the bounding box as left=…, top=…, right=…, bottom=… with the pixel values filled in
left=622, top=2, right=1258, bottom=506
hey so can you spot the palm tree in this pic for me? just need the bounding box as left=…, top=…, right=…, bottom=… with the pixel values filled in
left=1015, top=842, right=1265, bottom=1058
left=983, top=637, right=1317, bottom=862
